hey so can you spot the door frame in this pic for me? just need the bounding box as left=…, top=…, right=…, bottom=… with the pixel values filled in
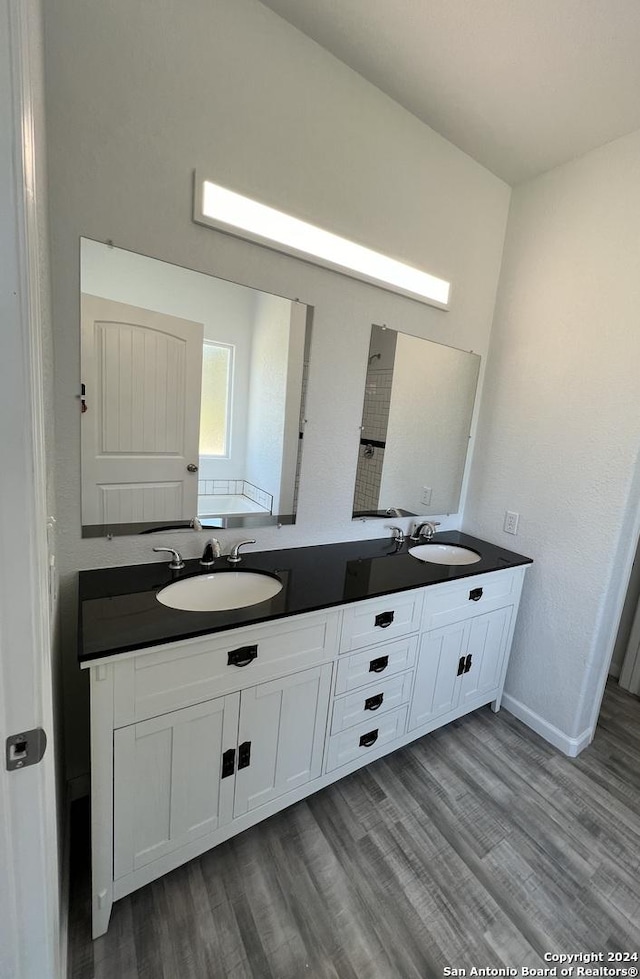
left=0, top=1, right=61, bottom=976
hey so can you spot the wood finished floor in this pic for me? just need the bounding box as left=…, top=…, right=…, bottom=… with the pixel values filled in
left=68, top=682, right=640, bottom=978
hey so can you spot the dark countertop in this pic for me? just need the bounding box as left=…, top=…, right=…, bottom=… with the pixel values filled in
left=78, top=531, right=533, bottom=663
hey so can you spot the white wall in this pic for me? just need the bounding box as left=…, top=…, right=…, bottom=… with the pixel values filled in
left=279, top=303, right=307, bottom=515
left=43, top=0, right=510, bottom=779
left=380, top=334, right=480, bottom=514
left=245, top=290, right=293, bottom=509
left=465, top=128, right=640, bottom=752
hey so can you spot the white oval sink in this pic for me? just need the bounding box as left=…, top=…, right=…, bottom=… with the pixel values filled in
left=408, top=543, right=482, bottom=566
left=157, top=571, right=282, bottom=612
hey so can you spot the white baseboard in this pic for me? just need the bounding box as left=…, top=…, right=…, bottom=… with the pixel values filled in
left=502, top=693, right=592, bottom=757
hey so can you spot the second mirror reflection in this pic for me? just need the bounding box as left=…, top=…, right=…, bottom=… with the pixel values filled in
left=353, top=324, right=480, bottom=519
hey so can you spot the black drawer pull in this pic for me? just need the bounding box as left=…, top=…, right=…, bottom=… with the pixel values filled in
left=369, top=655, right=389, bottom=673
left=469, top=587, right=483, bottom=602
left=359, top=729, right=379, bottom=748
left=221, top=748, right=235, bottom=778
left=227, top=644, right=258, bottom=667
left=364, top=693, right=384, bottom=711
left=374, top=610, right=395, bottom=629
left=238, top=741, right=251, bottom=769
left=464, top=653, right=472, bottom=674
left=457, top=656, right=465, bottom=676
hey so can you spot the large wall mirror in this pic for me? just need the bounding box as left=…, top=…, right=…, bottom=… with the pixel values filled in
left=80, top=238, right=312, bottom=537
left=353, top=324, right=480, bottom=519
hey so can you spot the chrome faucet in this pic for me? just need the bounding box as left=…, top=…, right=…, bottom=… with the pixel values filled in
left=385, top=525, right=405, bottom=545
left=410, top=521, right=441, bottom=542
left=227, top=539, right=256, bottom=564
left=152, top=546, right=185, bottom=570
left=200, top=538, right=221, bottom=567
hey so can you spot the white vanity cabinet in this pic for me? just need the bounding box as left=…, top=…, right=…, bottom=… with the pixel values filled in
left=112, top=663, right=332, bottom=883
left=409, top=568, right=525, bottom=731
left=85, top=562, right=528, bottom=939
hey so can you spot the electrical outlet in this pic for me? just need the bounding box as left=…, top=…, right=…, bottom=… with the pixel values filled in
left=504, top=510, right=519, bottom=535
left=421, top=486, right=432, bottom=506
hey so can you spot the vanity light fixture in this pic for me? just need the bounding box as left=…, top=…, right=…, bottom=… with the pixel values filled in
left=193, top=176, right=451, bottom=309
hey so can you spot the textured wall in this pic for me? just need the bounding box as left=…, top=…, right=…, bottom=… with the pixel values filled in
left=465, top=129, right=640, bottom=747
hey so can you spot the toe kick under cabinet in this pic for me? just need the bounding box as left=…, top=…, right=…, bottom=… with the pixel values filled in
left=86, top=563, right=527, bottom=937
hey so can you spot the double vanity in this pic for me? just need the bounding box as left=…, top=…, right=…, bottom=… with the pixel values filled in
left=79, top=532, right=531, bottom=938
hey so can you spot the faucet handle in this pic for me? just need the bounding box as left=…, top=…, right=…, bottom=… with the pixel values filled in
left=385, top=525, right=405, bottom=544
left=227, top=539, right=257, bottom=564
left=152, top=546, right=185, bottom=570
left=410, top=521, right=441, bottom=542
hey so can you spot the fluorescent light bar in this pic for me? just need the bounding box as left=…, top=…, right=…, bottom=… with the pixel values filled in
left=194, top=177, right=450, bottom=309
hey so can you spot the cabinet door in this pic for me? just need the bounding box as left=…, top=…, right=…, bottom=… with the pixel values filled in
left=113, top=694, right=239, bottom=879
left=233, top=663, right=332, bottom=817
left=459, top=606, right=512, bottom=709
left=408, top=621, right=467, bottom=732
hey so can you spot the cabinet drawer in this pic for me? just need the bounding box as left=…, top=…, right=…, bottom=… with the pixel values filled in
left=113, top=610, right=340, bottom=725
left=334, top=635, right=418, bottom=695
left=325, top=706, right=408, bottom=773
left=340, top=590, right=423, bottom=653
left=422, top=569, right=521, bottom=630
left=331, top=671, right=413, bottom=734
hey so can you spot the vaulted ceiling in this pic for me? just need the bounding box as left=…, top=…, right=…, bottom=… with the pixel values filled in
left=259, top=0, right=640, bottom=184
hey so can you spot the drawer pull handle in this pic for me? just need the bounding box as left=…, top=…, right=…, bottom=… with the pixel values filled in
left=374, top=610, right=395, bottom=629
left=469, top=587, right=483, bottom=602
left=457, top=656, right=465, bottom=676
left=369, top=655, right=389, bottom=673
left=464, top=653, right=472, bottom=674
left=359, top=729, right=379, bottom=748
left=238, top=741, right=251, bottom=769
left=364, top=693, right=384, bottom=711
left=227, top=644, right=258, bottom=667
left=221, top=748, right=235, bottom=778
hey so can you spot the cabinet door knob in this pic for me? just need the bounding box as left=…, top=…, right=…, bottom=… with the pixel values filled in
left=464, top=653, right=472, bottom=673
left=369, top=655, right=389, bottom=673
left=457, top=656, right=465, bottom=676
left=359, top=729, right=379, bottom=748
left=374, top=610, right=395, bottom=629
left=227, top=644, right=258, bottom=667
left=238, top=741, right=251, bottom=769
left=221, top=748, right=235, bottom=778
left=364, top=693, right=384, bottom=711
